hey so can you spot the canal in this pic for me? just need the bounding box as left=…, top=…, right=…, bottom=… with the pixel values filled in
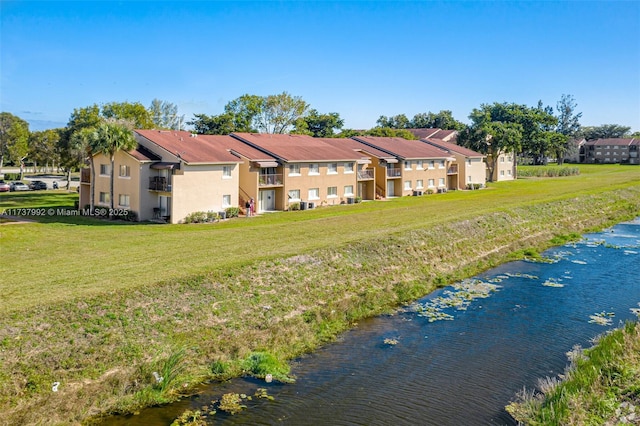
left=106, top=218, right=640, bottom=425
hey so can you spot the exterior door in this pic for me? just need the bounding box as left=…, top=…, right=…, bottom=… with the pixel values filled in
left=259, top=190, right=275, bottom=212
left=386, top=180, right=395, bottom=197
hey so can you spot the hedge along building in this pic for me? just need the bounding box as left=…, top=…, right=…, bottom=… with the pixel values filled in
left=229, top=133, right=369, bottom=211
left=81, top=130, right=243, bottom=223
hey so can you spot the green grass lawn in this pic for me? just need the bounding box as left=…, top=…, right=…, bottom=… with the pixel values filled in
left=1, top=164, right=639, bottom=312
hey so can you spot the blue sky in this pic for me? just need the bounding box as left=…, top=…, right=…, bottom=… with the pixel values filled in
left=1, top=1, right=639, bottom=132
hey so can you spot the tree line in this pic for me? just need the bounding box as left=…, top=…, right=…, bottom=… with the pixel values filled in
left=1, top=92, right=638, bottom=205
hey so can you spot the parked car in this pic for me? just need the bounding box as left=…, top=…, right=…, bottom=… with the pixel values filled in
left=9, top=181, right=29, bottom=191
left=29, top=180, right=48, bottom=190
left=0, top=180, right=10, bottom=192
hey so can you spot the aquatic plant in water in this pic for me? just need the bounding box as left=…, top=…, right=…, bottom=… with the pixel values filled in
left=412, top=279, right=501, bottom=322
left=588, top=311, right=615, bottom=326
left=542, top=278, right=564, bottom=288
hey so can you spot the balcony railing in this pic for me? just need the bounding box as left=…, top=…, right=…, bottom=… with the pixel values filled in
left=447, top=165, right=458, bottom=174
left=80, top=168, right=91, bottom=183
left=386, top=168, right=402, bottom=178
left=357, top=170, right=374, bottom=180
left=149, top=176, right=171, bottom=192
left=259, top=173, right=283, bottom=186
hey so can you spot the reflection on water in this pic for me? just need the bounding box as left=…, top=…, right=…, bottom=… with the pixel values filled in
left=105, top=218, right=640, bottom=425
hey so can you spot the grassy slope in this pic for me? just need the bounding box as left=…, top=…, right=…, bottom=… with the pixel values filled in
left=0, top=165, right=639, bottom=424
left=2, top=164, right=637, bottom=312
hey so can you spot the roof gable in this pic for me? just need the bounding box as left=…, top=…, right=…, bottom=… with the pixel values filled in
left=135, top=130, right=241, bottom=164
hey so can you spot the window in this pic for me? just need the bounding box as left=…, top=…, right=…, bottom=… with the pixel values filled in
left=428, top=160, right=435, bottom=169
left=507, top=170, right=512, bottom=176
left=99, top=192, right=110, bottom=204
left=288, top=164, right=300, bottom=176
left=119, top=165, right=130, bottom=178
left=438, top=178, right=445, bottom=187
left=327, top=186, right=337, bottom=197
left=222, top=166, right=232, bottom=178
left=327, top=163, right=338, bottom=174
left=222, top=194, right=231, bottom=207
left=500, top=157, right=505, bottom=163
left=500, top=170, right=505, bottom=176
left=344, top=162, right=354, bottom=173
left=506, top=156, right=513, bottom=162
left=416, top=179, right=424, bottom=189
left=118, top=194, right=130, bottom=207
left=100, top=164, right=110, bottom=176
left=428, top=179, right=435, bottom=188
left=416, top=160, right=424, bottom=170
left=438, top=160, right=445, bottom=168
left=308, top=163, right=319, bottom=175
left=344, top=185, right=354, bottom=196
left=404, top=161, right=412, bottom=170
left=613, top=146, right=619, bottom=150
left=404, top=180, right=412, bottom=190
left=308, top=188, right=319, bottom=200
left=468, top=175, right=472, bottom=183
left=288, top=189, right=300, bottom=201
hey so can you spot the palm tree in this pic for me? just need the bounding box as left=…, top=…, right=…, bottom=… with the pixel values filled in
left=93, top=122, right=136, bottom=217
left=70, top=127, right=103, bottom=213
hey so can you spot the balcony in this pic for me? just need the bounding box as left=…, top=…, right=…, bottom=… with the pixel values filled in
left=447, top=165, right=458, bottom=175
left=149, top=176, right=171, bottom=192
left=259, top=173, right=283, bottom=187
left=80, top=168, right=90, bottom=183
left=357, top=170, right=374, bottom=180
left=386, top=168, right=402, bottom=178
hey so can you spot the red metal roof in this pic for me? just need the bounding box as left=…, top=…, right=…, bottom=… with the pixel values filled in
left=584, top=138, right=638, bottom=147
left=351, top=136, right=451, bottom=160
left=231, top=133, right=362, bottom=162
left=135, top=130, right=241, bottom=164
left=420, top=138, right=485, bottom=158
left=317, top=137, right=395, bottom=160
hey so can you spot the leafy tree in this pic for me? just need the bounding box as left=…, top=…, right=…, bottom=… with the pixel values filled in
left=92, top=122, right=136, bottom=216
left=630, top=131, right=640, bottom=138
left=224, top=94, right=263, bottom=132
left=256, top=92, right=309, bottom=134
left=556, top=94, right=582, bottom=137
left=29, top=129, right=61, bottom=172
left=410, top=110, right=465, bottom=130
left=149, top=99, right=183, bottom=130
left=457, top=103, right=524, bottom=181
left=101, top=101, right=154, bottom=129
left=376, top=114, right=410, bottom=129
left=0, top=112, right=30, bottom=176
left=188, top=113, right=235, bottom=135
left=293, top=109, right=344, bottom=137
left=579, top=124, right=632, bottom=140
left=554, top=94, right=582, bottom=164
left=365, top=127, right=418, bottom=139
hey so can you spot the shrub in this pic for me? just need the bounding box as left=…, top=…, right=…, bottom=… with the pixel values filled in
left=183, top=211, right=207, bottom=224
left=466, top=183, right=483, bottom=190
left=289, top=202, right=300, bottom=211
left=355, top=196, right=362, bottom=203
left=123, top=210, right=138, bottom=222
left=225, top=207, right=239, bottom=218
left=426, top=189, right=435, bottom=195
left=241, top=351, right=292, bottom=382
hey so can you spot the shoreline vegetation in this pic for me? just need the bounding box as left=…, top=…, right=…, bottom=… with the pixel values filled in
left=1, top=165, right=639, bottom=425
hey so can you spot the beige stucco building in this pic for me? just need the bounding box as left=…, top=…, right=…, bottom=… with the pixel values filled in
left=80, top=130, right=243, bottom=223
left=229, top=133, right=369, bottom=211
left=349, top=136, right=455, bottom=196
left=419, top=138, right=486, bottom=189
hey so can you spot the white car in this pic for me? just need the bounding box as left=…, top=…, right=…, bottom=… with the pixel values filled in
left=9, top=181, right=30, bottom=191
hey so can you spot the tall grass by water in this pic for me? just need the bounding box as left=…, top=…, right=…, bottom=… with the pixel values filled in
left=0, top=164, right=639, bottom=424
